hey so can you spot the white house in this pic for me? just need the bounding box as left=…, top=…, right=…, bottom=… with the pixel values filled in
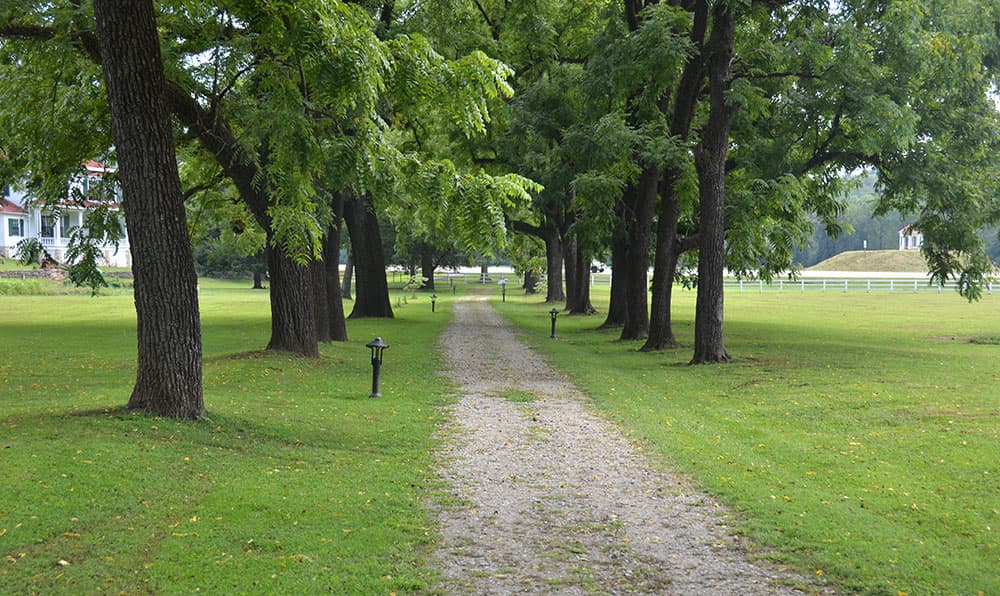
left=0, top=161, right=131, bottom=267
left=898, top=224, right=923, bottom=251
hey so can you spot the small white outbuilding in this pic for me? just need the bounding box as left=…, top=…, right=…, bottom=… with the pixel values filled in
left=898, top=224, right=923, bottom=251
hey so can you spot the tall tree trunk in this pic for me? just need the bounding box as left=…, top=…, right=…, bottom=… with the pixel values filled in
left=643, top=173, right=683, bottom=351
left=644, top=0, right=708, bottom=351
left=324, top=193, right=348, bottom=341
left=544, top=231, right=564, bottom=303
left=342, top=249, right=353, bottom=300
left=252, top=270, right=265, bottom=289
left=568, top=240, right=596, bottom=314
left=344, top=194, right=394, bottom=318
left=163, top=76, right=316, bottom=357
left=510, top=220, right=563, bottom=302
left=322, top=232, right=348, bottom=341
left=620, top=165, right=658, bottom=340
left=266, top=244, right=320, bottom=356
left=94, top=0, right=203, bottom=418
left=523, top=268, right=539, bottom=293
left=563, top=234, right=578, bottom=310
left=162, top=59, right=328, bottom=357
left=692, top=3, right=736, bottom=364
left=311, top=257, right=331, bottom=343
left=420, top=244, right=436, bottom=291
left=600, top=218, right=629, bottom=328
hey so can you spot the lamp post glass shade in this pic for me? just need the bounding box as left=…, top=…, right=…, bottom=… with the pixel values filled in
left=366, top=336, right=389, bottom=397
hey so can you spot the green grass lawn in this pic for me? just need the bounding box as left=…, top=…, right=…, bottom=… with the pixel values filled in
left=496, top=286, right=998, bottom=595
left=3, top=276, right=997, bottom=594
left=0, top=278, right=454, bottom=593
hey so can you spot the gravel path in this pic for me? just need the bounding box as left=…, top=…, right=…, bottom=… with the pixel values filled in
left=430, top=296, right=812, bottom=594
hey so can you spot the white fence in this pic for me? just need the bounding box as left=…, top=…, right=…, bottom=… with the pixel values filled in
left=724, top=277, right=994, bottom=294
left=391, top=269, right=993, bottom=295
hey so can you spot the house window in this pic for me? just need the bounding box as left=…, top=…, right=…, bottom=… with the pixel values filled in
left=60, top=214, right=73, bottom=238
left=41, top=215, right=55, bottom=238
left=8, top=218, right=24, bottom=237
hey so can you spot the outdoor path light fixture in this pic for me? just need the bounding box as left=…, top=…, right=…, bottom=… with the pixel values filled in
left=499, top=278, right=507, bottom=302
left=366, top=337, right=389, bottom=397
left=432, top=293, right=438, bottom=312
left=549, top=308, right=559, bottom=339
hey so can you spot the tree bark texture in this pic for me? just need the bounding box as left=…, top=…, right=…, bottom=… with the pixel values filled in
left=566, top=242, right=597, bottom=315
left=643, top=171, right=682, bottom=351
left=344, top=195, right=394, bottom=318
left=600, top=218, right=629, bottom=328
left=620, top=165, right=658, bottom=340
left=93, top=0, right=203, bottom=418
left=563, top=234, right=578, bottom=311
left=420, top=244, right=436, bottom=291
left=544, top=230, right=564, bottom=303
left=511, top=219, right=564, bottom=302
left=323, top=194, right=348, bottom=341
left=341, top=249, right=354, bottom=300
left=644, top=0, right=708, bottom=351
left=266, top=245, right=320, bottom=356
left=523, top=268, right=539, bottom=293
left=163, top=64, right=317, bottom=357
left=311, top=257, right=331, bottom=343
left=692, top=3, right=736, bottom=364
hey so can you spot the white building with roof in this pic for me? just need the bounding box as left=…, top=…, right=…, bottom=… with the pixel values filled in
left=898, top=224, right=923, bottom=251
left=0, top=161, right=131, bottom=267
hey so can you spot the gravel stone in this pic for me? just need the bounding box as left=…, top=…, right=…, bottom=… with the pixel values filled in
left=429, top=296, right=817, bottom=594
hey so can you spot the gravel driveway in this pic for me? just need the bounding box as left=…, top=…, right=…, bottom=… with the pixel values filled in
left=430, top=296, right=814, bottom=594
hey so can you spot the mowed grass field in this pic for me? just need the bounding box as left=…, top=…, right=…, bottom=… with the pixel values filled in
left=1, top=276, right=997, bottom=594
left=497, top=284, right=999, bottom=594
left=0, top=279, right=453, bottom=594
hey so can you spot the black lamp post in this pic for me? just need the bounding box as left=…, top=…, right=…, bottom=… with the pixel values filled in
left=431, top=293, right=438, bottom=312
left=499, top=278, right=507, bottom=302
left=366, top=336, right=389, bottom=397
left=549, top=308, right=559, bottom=339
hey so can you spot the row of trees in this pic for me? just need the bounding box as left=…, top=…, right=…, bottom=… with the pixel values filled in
left=1, top=0, right=536, bottom=417
left=409, top=0, right=999, bottom=361
left=2, top=0, right=999, bottom=417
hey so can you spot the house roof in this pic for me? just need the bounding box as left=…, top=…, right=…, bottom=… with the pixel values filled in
left=899, top=224, right=920, bottom=235
left=58, top=199, right=113, bottom=209
left=0, top=198, right=27, bottom=214
left=83, top=160, right=112, bottom=173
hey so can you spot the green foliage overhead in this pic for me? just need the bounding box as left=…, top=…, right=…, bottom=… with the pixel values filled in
left=2, top=0, right=534, bottom=269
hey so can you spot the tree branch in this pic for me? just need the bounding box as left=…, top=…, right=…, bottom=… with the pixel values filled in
left=0, top=23, right=102, bottom=63
left=508, top=218, right=555, bottom=240
left=471, top=0, right=500, bottom=41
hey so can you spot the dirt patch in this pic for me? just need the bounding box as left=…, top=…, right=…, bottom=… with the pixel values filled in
left=929, top=334, right=1000, bottom=345
left=429, top=296, right=818, bottom=594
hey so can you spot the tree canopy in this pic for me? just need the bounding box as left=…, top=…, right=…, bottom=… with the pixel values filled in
left=3, top=0, right=999, bottom=381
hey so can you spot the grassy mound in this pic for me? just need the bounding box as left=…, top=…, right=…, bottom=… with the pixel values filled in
left=809, top=249, right=928, bottom=272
